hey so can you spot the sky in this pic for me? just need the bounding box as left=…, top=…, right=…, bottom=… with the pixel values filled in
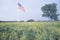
left=0, top=0, right=60, bottom=21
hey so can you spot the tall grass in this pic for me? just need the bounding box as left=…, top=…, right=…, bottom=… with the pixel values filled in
left=0, top=22, right=60, bottom=40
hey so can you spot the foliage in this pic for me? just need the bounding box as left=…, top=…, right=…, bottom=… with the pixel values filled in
left=41, top=3, right=59, bottom=21
left=0, top=22, right=60, bottom=40
left=27, top=19, right=35, bottom=22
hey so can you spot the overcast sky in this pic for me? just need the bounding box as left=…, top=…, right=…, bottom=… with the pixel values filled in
left=0, top=0, right=60, bottom=21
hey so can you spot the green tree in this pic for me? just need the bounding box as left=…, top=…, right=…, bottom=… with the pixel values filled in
left=27, top=19, right=35, bottom=22
left=41, top=3, right=59, bottom=21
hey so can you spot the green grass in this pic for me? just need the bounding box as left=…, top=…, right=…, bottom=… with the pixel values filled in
left=0, top=22, right=60, bottom=40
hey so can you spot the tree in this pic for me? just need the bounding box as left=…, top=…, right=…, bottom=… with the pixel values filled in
left=41, top=3, right=59, bottom=21
left=27, top=19, right=35, bottom=22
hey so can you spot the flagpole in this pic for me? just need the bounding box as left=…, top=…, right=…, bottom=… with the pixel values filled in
left=17, top=0, right=19, bottom=22
left=17, top=0, right=25, bottom=22
left=17, top=10, right=19, bottom=22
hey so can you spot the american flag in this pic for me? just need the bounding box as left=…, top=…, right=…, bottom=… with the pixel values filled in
left=18, top=3, right=25, bottom=12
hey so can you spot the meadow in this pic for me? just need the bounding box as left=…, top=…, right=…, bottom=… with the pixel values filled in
left=0, top=22, right=60, bottom=40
